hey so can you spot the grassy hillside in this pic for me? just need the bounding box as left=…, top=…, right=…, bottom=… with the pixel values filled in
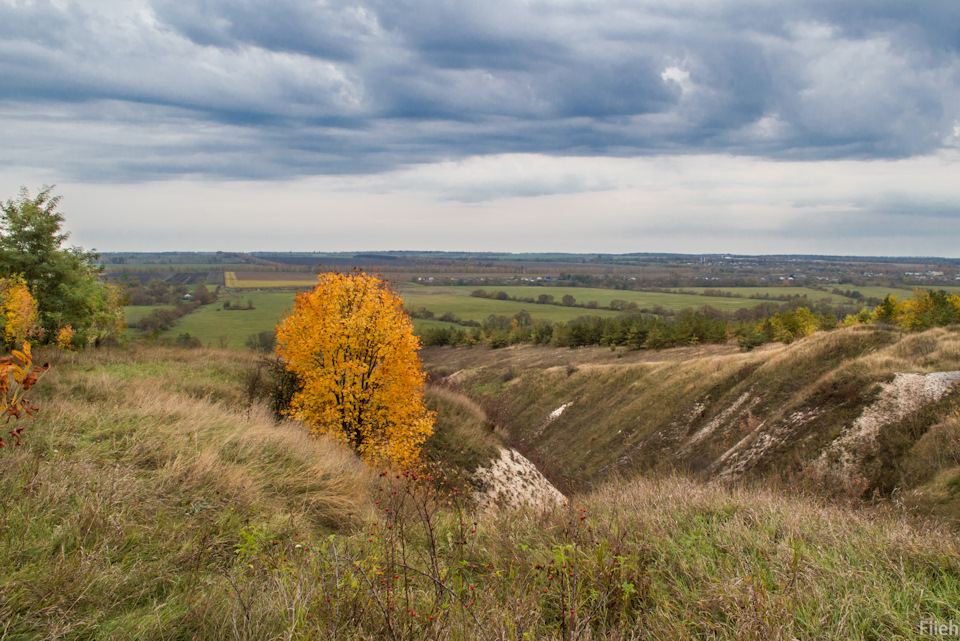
left=424, top=326, right=960, bottom=519
left=2, top=345, right=959, bottom=638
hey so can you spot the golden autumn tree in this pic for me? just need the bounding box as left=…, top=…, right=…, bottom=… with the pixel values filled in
left=275, top=271, right=434, bottom=468
left=0, top=276, right=40, bottom=350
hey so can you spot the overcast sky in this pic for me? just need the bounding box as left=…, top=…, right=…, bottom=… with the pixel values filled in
left=2, top=0, right=959, bottom=255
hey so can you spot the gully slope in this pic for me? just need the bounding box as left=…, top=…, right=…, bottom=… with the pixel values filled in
left=423, top=326, right=960, bottom=516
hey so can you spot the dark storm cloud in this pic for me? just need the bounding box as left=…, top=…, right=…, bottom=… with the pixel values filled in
left=1, top=0, right=958, bottom=181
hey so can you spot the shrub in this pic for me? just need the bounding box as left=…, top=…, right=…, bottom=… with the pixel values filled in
left=245, top=330, right=276, bottom=353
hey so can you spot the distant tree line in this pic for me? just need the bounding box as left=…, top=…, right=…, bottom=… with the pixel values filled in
left=420, top=310, right=736, bottom=350
left=843, top=289, right=960, bottom=332
left=418, top=289, right=960, bottom=352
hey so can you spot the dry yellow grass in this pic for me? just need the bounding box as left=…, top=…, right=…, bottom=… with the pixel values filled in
left=31, top=345, right=377, bottom=530
left=3, top=343, right=960, bottom=639
left=427, top=325, right=960, bottom=506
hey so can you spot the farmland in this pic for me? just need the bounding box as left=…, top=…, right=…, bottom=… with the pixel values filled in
left=671, top=286, right=858, bottom=304
left=123, top=304, right=175, bottom=325
left=107, top=251, right=960, bottom=351
left=154, top=291, right=462, bottom=348
left=434, top=284, right=777, bottom=311
left=209, top=271, right=936, bottom=310
left=149, top=284, right=781, bottom=348
left=143, top=279, right=956, bottom=349
left=399, top=286, right=624, bottom=319
left=224, top=271, right=316, bottom=288
left=155, top=291, right=296, bottom=349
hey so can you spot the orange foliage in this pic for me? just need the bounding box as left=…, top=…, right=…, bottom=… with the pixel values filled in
left=1, top=342, right=49, bottom=447
left=276, top=271, right=434, bottom=468
left=56, top=324, right=75, bottom=351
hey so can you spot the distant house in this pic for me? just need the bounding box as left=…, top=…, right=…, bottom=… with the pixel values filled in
left=182, top=294, right=194, bottom=301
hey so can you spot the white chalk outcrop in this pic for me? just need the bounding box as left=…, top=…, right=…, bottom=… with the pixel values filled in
left=471, top=448, right=565, bottom=511
left=814, top=371, right=960, bottom=477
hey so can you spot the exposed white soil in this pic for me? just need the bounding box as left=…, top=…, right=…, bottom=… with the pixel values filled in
left=472, top=448, right=566, bottom=511
left=712, top=408, right=821, bottom=481
left=548, top=404, right=568, bottom=420
left=686, top=392, right=754, bottom=448
left=532, top=402, right=571, bottom=438
left=813, top=371, right=960, bottom=477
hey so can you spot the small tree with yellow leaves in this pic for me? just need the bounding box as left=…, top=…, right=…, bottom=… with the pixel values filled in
left=1, top=276, right=40, bottom=350
left=276, top=271, right=434, bottom=468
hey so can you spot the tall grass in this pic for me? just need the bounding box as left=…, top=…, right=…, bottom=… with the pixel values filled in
left=0, top=346, right=375, bottom=639
left=2, top=344, right=959, bottom=638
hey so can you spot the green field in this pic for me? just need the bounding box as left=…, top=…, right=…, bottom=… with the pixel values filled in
left=672, top=286, right=855, bottom=303
left=150, top=284, right=828, bottom=350
left=411, top=318, right=464, bottom=332
left=123, top=305, right=174, bottom=324
left=154, top=282, right=960, bottom=350
left=157, top=292, right=462, bottom=349
left=158, top=287, right=629, bottom=349
left=400, top=287, right=622, bottom=321
left=157, top=292, right=295, bottom=349
left=419, top=284, right=774, bottom=313
left=673, top=284, right=960, bottom=305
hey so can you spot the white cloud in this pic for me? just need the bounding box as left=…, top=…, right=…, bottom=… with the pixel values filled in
left=4, top=151, right=956, bottom=256
left=660, top=66, right=692, bottom=94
